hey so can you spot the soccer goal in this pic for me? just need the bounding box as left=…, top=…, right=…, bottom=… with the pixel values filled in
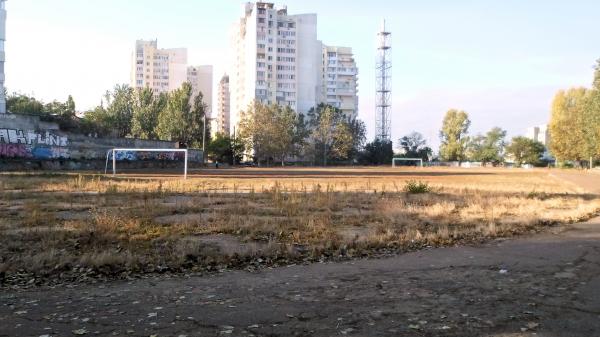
left=104, top=148, right=189, bottom=179
left=392, top=158, right=424, bottom=168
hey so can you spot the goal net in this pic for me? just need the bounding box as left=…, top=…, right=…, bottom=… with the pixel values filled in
left=392, top=158, right=424, bottom=168
left=105, top=149, right=189, bottom=179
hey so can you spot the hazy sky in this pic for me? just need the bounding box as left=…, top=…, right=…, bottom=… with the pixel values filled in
left=7, top=0, right=600, bottom=148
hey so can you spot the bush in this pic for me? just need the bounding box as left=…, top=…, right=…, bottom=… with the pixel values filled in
left=404, top=180, right=431, bottom=194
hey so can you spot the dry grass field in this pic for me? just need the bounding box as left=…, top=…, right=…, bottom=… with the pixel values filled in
left=1, top=167, right=599, bottom=287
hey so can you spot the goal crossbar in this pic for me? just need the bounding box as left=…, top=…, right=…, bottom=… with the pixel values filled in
left=392, top=158, right=424, bottom=168
left=105, top=148, right=189, bottom=179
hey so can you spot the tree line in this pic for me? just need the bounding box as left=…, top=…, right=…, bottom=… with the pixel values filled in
left=7, top=83, right=209, bottom=149
left=236, top=103, right=368, bottom=166
left=12, top=58, right=598, bottom=168
left=548, top=59, right=600, bottom=167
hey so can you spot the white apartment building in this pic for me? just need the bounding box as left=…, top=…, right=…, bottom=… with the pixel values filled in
left=526, top=124, right=550, bottom=148
left=216, top=74, right=231, bottom=136
left=0, top=0, right=6, bottom=114
left=230, top=2, right=322, bottom=134
left=131, top=40, right=188, bottom=95
left=321, top=45, right=359, bottom=118
left=187, top=65, right=213, bottom=116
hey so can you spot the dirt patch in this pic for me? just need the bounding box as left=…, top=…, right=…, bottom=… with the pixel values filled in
left=155, top=213, right=212, bottom=225
left=184, top=234, right=270, bottom=256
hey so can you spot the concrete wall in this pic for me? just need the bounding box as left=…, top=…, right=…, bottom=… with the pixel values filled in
left=0, top=114, right=203, bottom=171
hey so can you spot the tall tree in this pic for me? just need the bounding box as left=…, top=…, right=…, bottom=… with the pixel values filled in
left=549, top=88, right=588, bottom=163
left=467, top=127, right=507, bottom=165
left=398, top=132, right=432, bottom=161
left=346, top=118, right=367, bottom=161
left=104, top=85, right=135, bottom=138
left=307, top=104, right=354, bottom=165
left=131, top=88, right=164, bottom=140
left=584, top=88, right=600, bottom=162
left=439, top=109, right=471, bottom=162
left=156, top=82, right=208, bottom=147
left=506, top=137, right=545, bottom=167
left=237, top=102, right=299, bottom=165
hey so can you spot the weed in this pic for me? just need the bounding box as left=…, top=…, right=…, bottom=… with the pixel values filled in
left=404, top=180, right=431, bottom=194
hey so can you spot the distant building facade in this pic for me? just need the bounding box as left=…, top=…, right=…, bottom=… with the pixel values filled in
left=230, top=2, right=358, bottom=135
left=0, top=0, right=6, bottom=114
left=526, top=124, right=553, bottom=160
left=321, top=45, right=358, bottom=118
left=187, top=65, right=213, bottom=116
left=216, top=74, right=231, bottom=136
left=526, top=124, right=550, bottom=148
left=131, top=40, right=188, bottom=96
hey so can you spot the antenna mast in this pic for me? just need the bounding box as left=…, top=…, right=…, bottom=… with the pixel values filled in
left=376, top=19, right=392, bottom=141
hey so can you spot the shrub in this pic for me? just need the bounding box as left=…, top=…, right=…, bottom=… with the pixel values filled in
left=404, top=180, right=431, bottom=194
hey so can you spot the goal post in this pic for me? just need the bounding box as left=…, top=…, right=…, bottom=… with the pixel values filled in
left=105, top=149, right=189, bottom=179
left=392, top=157, right=424, bottom=168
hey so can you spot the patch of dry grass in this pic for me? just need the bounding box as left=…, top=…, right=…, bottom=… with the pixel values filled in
left=0, top=168, right=598, bottom=286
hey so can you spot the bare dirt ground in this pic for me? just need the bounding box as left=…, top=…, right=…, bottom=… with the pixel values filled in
left=1, top=170, right=600, bottom=337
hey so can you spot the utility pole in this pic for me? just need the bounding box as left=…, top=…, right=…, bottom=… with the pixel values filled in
left=202, top=114, right=206, bottom=164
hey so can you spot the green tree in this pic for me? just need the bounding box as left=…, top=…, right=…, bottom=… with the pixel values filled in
left=307, top=104, right=355, bottom=165
left=156, top=83, right=208, bottom=147
left=6, top=93, right=45, bottom=115
left=398, top=132, right=432, bottom=161
left=131, top=88, right=165, bottom=140
left=439, top=109, right=471, bottom=162
left=347, top=118, right=367, bottom=161
left=238, top=101, right=300, bottom=165
left=360, top=139, right=394, bottom=165
left=104, top=85, right=135, bottom=138
left=467, top=127, right=507, bottom=165
left=506, top=137, right=545, bottom=167
left=207, top=133, right=243, bottom=165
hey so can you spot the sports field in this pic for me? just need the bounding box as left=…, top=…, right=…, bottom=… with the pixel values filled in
left=1, top=167, right=598, bottom=287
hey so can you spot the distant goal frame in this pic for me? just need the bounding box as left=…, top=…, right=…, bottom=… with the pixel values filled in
left=392, top=157, right=424, bottom=168
left=105, top=148, right=189, bottom=179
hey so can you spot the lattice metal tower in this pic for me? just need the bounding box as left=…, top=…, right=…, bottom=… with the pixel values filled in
left=375, top=19, right=392, bottom=141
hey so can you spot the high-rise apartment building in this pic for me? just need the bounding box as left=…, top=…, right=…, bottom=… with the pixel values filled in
left=131, top=40, right=188, bottom=95
left=0, top=0, right=6, bottom=114
left=216, top=75, right=231, bottom=136
left=187, top=65, right=213, bottom=116
left=230, top=2, right=322, bottom=134
left=526, top=124, right=551, bottom=148
left=321, top=45, right=359, bottom=118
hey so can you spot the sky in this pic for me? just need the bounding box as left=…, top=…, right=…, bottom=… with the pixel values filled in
left=7, top=0, right=600, bottom=149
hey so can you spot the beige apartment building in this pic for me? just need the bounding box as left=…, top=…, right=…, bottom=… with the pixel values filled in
left=321, top=45, right=359, bottom=118
left=131, top=40, right=214, bottom=116
left=187, top=65, right=213, bottom=116
left=131, top=40, right=188, bottom=95
left=230, top=2, right=359, bottom=135
left=216, top=74, right=231, bottom=136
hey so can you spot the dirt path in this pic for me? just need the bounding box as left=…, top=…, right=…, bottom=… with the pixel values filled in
left=2, top=172, right=600, bottom=337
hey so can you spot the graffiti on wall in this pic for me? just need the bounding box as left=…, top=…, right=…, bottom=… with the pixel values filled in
left=0, top=129, right=70, bottom=159
left=111, top=151, right=188, bottom=162
left=0, top=129, right=68, bottom=147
